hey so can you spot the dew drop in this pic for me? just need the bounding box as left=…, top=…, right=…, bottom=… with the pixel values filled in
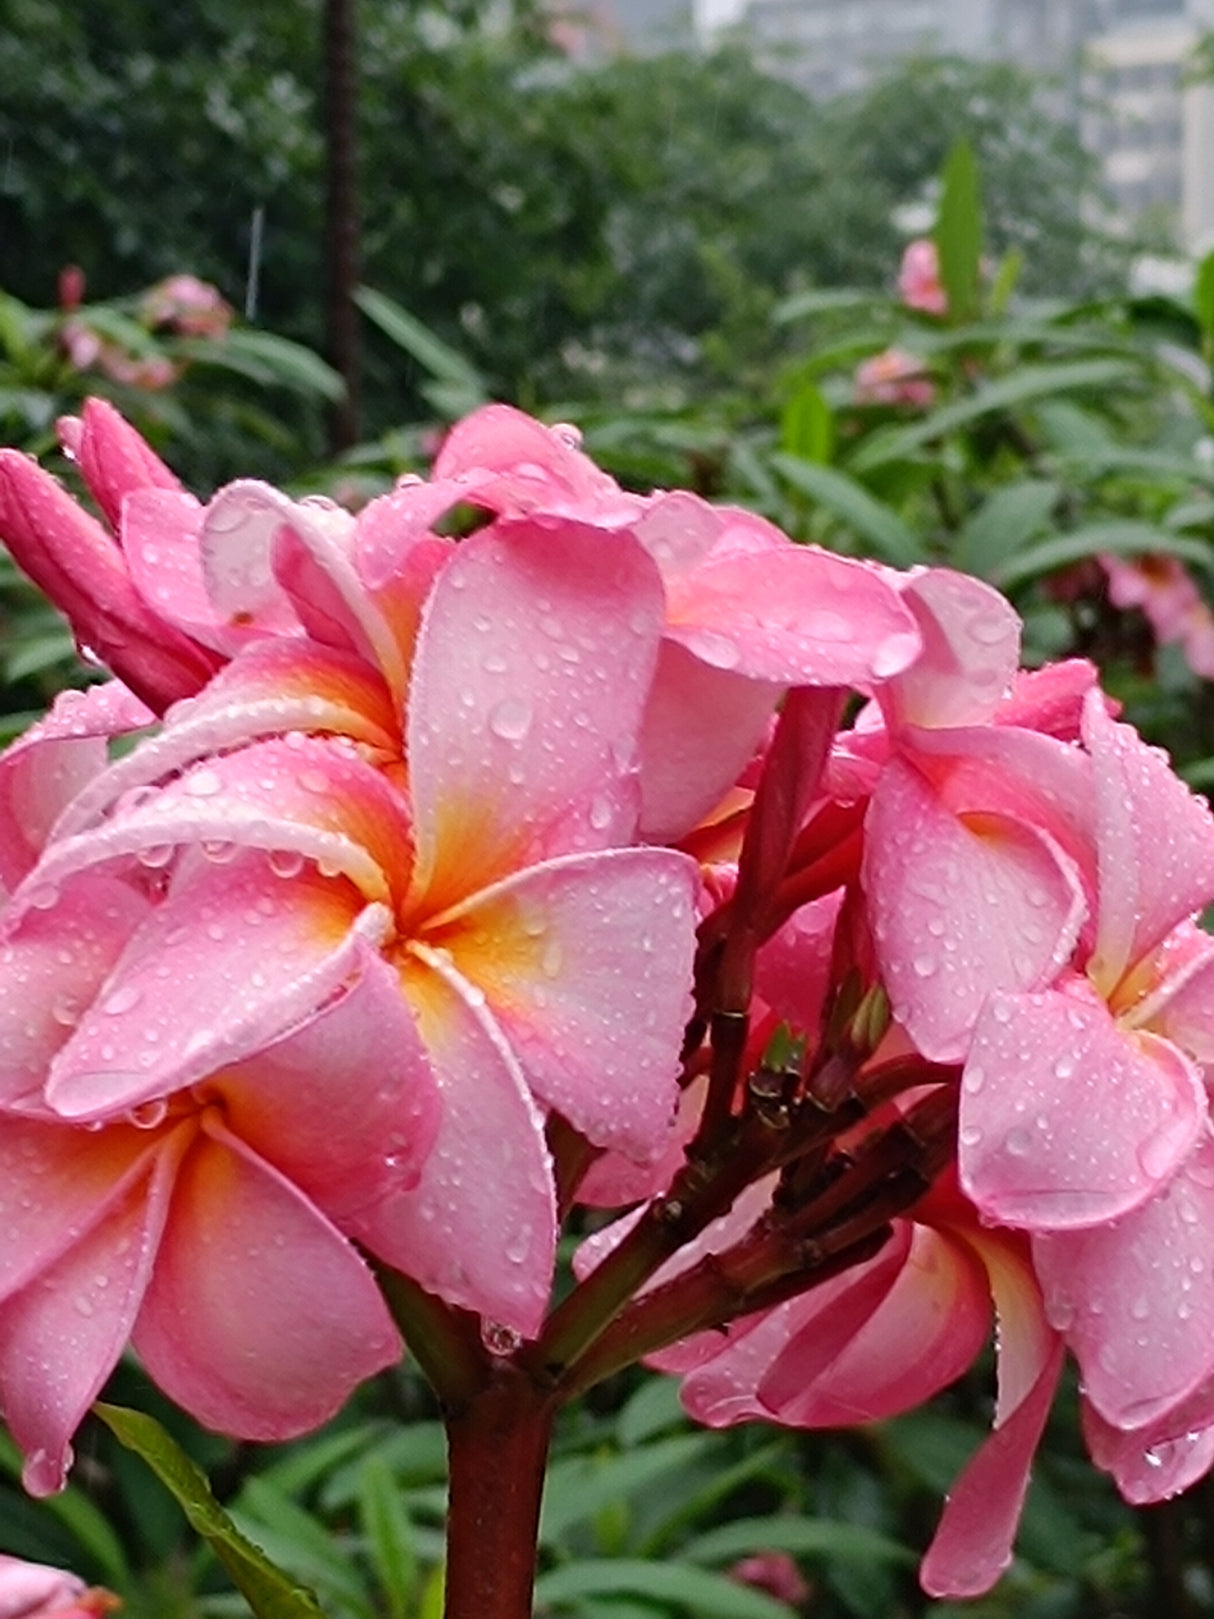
left=184, top=768, right=224, bottom=798
left=488, top=698, right=533, bottom=742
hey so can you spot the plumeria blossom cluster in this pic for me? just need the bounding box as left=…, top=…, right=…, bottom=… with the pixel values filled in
left=1, top=401, right=1214, bottom=1602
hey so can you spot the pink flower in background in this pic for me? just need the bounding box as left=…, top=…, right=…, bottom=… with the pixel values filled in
left=0, top=1554, right=118, bottom=1618
left=853, top=347, right=935, bottom=407
left=728, top=1553, right=810, bottom=1606
left=140, top=274, right=232, bottom=340
left=898, top=237, right=947, bottom=315
left=1101, top=551, right=1214, bottom=679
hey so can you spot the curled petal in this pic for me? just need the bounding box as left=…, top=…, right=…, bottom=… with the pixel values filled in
left=46, top=850, right=387, bottom=1121
left=662, top=548, right=921, bottom=687
left=1033, top=1135, right=1214, bottom=1430
left=879, top=570, right=1020, bottom=731
left=920, top=1339, right=1064, bottom=1598
left=0, top=684, right=153, bottom=893
left=961, top=990, right=1205, bottom=1229
left=134, top=1122, right=400, bottom=1440
left=12, top=735, right=414, bottom=925
left=53, top=641, right=399, bottom=843
left=1084, top=692, right=1214, bottom=995
left=758, top=1226, right=990, bottom=1424
left=864, top=759, right=1086, bottom=1061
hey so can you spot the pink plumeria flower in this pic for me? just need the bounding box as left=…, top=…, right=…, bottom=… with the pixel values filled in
left=0, top=1554, right=118, bottom=1618
left=898, top=238, right=947, bottom=315
left=960, top=690, right=1214, bottom=1435
left=433, top=404, right=922, bottom=839
left=1101, top=551, right=1214, bottom=680
left=0, top=404, right=221, bottom=712
left=856, top=570, right=1093, bottom=1061
left=853, top=347, right=934, bottom=407
left=6, top=517, right=699, bottom=1340
left=140, top=274, right=232, bottom=339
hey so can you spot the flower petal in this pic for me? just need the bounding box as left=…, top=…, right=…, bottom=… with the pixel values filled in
left=1084, top=692, right=1214, bottom=995
left=0, top=873, right=150, bottom=1107
left=219, top=949, right=438, bottom=1226
left=12, top=735, right=414, bottom=925
left=134, top=1122, right=400, bottom=1440
left=46, top=849, right=387, bottom=1120
left=428, top=847, right=696, bottom=1159
left=758, top=1226, right=989, bottom=1424
left=371, top=951, right=556, bottom=1335
left=662, top=548, right=921, bottom=686
left=880, top=570, right=1020, bottom=731
left=0, top=1141, right=169, bottom=1494
left=1033, top=1134, right=1214, bottom=1429
left=919, top=1339, right=1064, bottom=1598
left=961, top=989, right=1205, bottom=1229
left=407, top=516, right=665, bottom=913
left=0, top=684, right=153, bottom=893
left=864, top=759, right=1086, bottom=1061
left=53, top=641, right=399, bottom=844
left=636, top=641, right=780, bottom=843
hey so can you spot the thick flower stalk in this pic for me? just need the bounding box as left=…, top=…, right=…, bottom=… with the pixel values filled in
left=2, top=401, right=1214, bottom=1614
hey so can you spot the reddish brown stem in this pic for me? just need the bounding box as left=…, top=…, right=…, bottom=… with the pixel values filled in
left=443, top=1364, right=558, bottom=1619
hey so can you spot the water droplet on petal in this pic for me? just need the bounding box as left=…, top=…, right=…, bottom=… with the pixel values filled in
left=184, top=768, right=224, bottom=798
left=488, top=698, right=533, bottom=742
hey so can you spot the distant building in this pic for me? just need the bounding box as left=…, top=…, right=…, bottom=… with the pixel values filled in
left=1083, top=2, right=1214, bottom=248
left=693, top=0, right=1214, bottom=250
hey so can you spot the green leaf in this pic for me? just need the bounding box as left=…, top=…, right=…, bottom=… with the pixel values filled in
left=355, top=287, right=487, bottom=404
left=616, top=1377, right=688, bottom=1450
left=679, top=1515, right=914, bottom=1569
left=934, top=138, right=983, bottom=323
left=779, top=381, right=834, bottom=464
left=534, top=1559, right=795, bottom=1619
left=768, top=453, right=919, bottom=566
left=357, top=1455, right=416, bottom=1619
left=772, top=288, right=882, bottom=324
left=852, top=358, right=1137, bottom=470
left=540, top=1435, right=715, bottom=1545
left=951, top=480, right=1058, bottom=580
left=184, top=331, right=345, bottom=402
left=1194, top=246, right=1214, bottom=341
left=991, top=521, right=1214, bottom=593
left=94, top=1403, right=326, bottom=1619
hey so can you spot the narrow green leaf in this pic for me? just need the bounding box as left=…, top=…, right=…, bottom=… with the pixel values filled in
left=1194, top=247, right=1214, bottom=340
left=779, top=381, right=834, bottom=464
left=987, top=247, right=1022, bottom=315
left=94, top=1403, right=326, bottom=1619
left=852, top=358, right=1137, bottom=470
left=616, top=1376, right=687, bottom=1450
left=354, top=287, right=486, bottom=395
left=680, top=1514, right=914, bottom=1568
left=934, top=138, right=983, bottom=323
left=184, top=331, right=345, bottom=402
left=540, top=1435, right=714, bottom=1545
left=951, top=480, right=1058, bottom=580
left=991, top=521, right=1214, bottom=592
left=357, top=1456, right=416, bottom=1619
left=772, top=288, right=881, bottom=324
left=768, top=453, right=919, bottom=566
left=534, top=1558, right=794, bottom=1619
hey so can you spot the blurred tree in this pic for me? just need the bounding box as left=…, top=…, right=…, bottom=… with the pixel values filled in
left=806, top=54, right=1131, bottom=298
